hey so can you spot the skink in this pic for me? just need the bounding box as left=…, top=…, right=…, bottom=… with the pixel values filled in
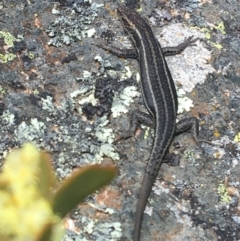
left=98, top=4, right=202, bottom=240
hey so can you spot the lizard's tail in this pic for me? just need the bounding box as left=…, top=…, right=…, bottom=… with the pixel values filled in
left=133, top=173, right=156, bottom=241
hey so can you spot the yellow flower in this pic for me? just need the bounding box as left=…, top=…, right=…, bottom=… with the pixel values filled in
left=0, top=143, right=63, bottom=241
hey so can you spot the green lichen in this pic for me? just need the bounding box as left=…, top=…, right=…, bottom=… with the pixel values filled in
left=144, top=127, right=150, bottom=140
left=0, top=30, right=16, bottom=47
left=0, top=85, right=6, bottom=95
left=215, top=22, right=226, bottom=35
left=33, top=89, right=39, bottom=95
left=205, top=32, right=211, bottom=40
left=196, top=26, right=224, bottom=49
left=217, top=183, right=231, bottom=204
left=0, top=31, right=17, bottom=63
left=28, top=52, right=35, bottom=59
left=212, top=43, right=223, bottom=49
left=0, top=54, right=7, bottom=63
left=0, top=53, right=16, bottom=63
left=234, top=132, right=240, bottom=144
left=0, top=31, right=22, bottom=63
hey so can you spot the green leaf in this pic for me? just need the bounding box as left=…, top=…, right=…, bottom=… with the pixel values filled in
left=52, top=165, right=117, bottom=218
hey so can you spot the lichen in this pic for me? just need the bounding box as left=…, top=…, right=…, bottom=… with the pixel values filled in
left=234, top=132, right=240, bottom=144
left=0, top=53, right=16, bottom=63
left=111, top=86, right=140, bottom=118
left=14, top=118, right=46, bottom=143
left=0, top=31, right=22, bottom=63
left=217, top=183, right=232, bottom=204
left=78, top=216, right=122, bottom=241
left=1, top=110, right=15, bottom=126
left=46, top=1, right=103, bottom=47
left=41, top=96, right=56, bottom=114
left=0, top=31, right=16, bottom=47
